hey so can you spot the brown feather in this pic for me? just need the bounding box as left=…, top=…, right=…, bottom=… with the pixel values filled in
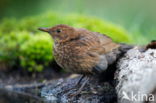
left=39, top=24, right=120, bottom=74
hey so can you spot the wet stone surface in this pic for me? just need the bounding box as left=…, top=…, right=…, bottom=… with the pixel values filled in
left=0, top=88, right=44, bottom=103
left=41, top=75, right=117, bottom=103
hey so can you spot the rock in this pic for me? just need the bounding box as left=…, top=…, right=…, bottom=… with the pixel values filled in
left=1, top=44, right=156, bottom=103
left=116, top=48, right=156, bottom=103
left=0, top=88, right=44, bottom=103
left=41, top=75, right=117, bottom=103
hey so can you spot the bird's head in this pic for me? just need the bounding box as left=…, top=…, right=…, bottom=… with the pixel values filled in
left=39, top=24, right=78, bottom=43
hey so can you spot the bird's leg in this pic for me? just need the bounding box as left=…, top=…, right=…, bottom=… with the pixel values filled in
left=76, top=75, right=85, bottom=86
left=60, top=75, right=85, bottom=94
left=69, top=76, right=90, bottom=97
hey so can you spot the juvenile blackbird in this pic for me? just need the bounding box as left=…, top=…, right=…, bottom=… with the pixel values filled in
left=39, top=24, right=120, bottom=95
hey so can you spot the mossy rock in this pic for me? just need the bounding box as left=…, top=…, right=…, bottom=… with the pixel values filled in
left=20, top=33, right=53, bottom=72
left=65, top=14, right=133, bottom=43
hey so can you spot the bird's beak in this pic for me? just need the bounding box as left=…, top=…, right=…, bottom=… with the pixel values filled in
left=38, top=27, right=50, bottom=33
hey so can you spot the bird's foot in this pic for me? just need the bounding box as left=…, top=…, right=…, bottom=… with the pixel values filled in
left=60, top=75, right=85, bottom=94
left=68, top=77, right=90, bottom=97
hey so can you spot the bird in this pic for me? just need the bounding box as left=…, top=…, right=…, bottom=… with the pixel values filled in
left=38, top=24, right=120, bottom=96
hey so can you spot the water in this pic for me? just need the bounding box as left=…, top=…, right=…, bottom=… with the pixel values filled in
left=0, top=89, right=44, bottom=103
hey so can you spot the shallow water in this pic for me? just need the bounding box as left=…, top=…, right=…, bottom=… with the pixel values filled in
left=0, top=89, right=44, bottom=103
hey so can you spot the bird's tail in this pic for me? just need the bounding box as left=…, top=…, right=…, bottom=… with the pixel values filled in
left=118, top=43, right=134, bottom=53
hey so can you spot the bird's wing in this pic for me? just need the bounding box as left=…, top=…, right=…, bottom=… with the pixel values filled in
left=75, top=28, right=120, bottom=74
left=75, top=28, right=120, bottom=54
left=95, top=32, right=120, bottom=54
left=86, top=32, right=120, bottom=73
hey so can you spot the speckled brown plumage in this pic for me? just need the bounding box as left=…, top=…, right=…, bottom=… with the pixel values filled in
left=39, top=24, right=120, bottom=75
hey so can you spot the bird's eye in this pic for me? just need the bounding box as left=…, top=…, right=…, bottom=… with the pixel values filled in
left=56, top=29, right=61, bottom=33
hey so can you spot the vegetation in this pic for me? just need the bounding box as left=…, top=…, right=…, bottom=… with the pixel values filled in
left=0, top=12, right=135, bottom=72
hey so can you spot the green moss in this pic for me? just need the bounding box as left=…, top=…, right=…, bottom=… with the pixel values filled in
left=0, top=13, right=133, bottom=43
left=20, top=33, right=53, bottom=72
left=0, top=12, right=134, bottom=72
left=65, top=14, right=133, bottom=43
left=0, top=18, right=17, bottom=33
left=0, top=31, right=30, bottom=66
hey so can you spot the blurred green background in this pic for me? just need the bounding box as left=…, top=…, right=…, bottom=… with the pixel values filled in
left=0, top=0, right=155, bottom=72
left=1, top=0, right=156, bottom=42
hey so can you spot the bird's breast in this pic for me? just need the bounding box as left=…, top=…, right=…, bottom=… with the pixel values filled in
left=53, top=43, right=81, bottom=72
left=53, top=42, right=96, bottom=74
